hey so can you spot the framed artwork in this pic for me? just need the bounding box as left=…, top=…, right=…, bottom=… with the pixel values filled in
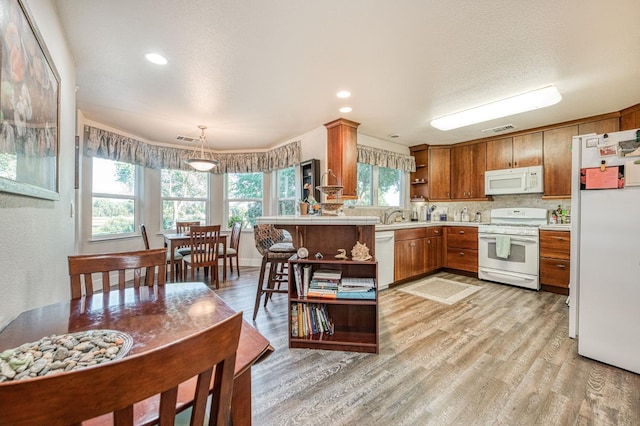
left=0, top=0, right=60, bottom=200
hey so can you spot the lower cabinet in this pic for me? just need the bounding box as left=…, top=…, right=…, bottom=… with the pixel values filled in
left=425, top=227, right=444, bottom=272
left=539, top=230, right=571, bottom=295
left=446, top=226, right=478, bottom=273
left=394, top=228, right=426, bottom=281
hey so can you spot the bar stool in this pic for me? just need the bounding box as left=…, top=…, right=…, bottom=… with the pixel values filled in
left=253, top=224, right=296, bottom=320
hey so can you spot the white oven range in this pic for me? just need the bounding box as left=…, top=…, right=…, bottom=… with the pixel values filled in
left=478, top=208, right=548, bottom=290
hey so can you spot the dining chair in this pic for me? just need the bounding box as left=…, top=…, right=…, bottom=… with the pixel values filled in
left=176, top=220, right=202, bottom=257
left=220, top=221, right=242, bottom=277
left=252, top=224, right=296, bottom=320
left=183, top=225, right=221, bottom=289
left=140, top=224, right=183, bottom=281
left=0, top=311, right=243, bottom=426
left=68, top=248, right=167, bottom=299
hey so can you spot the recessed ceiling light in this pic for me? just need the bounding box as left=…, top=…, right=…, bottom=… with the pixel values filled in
left=145, top=53, right=168, bottom=65
left=337, top=91, right=351, bottom=98
left=430, top=85, right=562, bottom=131
left=388, top=133, right=400, bottom=138
left=339, top=106, right=352, bottom=113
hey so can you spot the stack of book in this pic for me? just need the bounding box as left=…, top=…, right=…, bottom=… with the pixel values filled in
left=307, top=268, right=341, bottom=298
left=291, top=302, right=334, bottom=337
left=337, top=277, right=376, bottom=299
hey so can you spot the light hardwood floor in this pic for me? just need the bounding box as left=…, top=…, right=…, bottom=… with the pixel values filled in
left=208, top=267, right=639, bottom=426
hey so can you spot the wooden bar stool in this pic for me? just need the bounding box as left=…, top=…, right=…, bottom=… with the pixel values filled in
left=253, top=224, right=296, bottom=320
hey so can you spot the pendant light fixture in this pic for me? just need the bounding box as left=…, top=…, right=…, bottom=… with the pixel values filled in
left=184, top=125, right=219, bottom=172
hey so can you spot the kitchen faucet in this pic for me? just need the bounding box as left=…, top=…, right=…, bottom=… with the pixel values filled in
left=383, top=207, right=406, bottom=224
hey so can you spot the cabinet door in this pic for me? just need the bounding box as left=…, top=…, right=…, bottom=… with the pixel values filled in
left=620, top=104, right=640, bottom=131
left=512, top=132, right=542, bottom=168
left=486, top=137, right=513, bottom=170
left=450, top=145, right=470, bottom=199
left=428, top=147, right=451, bottom=200
left=578, top=117, right=620, bottom=135
left=325, top=118, right=360, bottom=199
left=425, top=235, right=443, bottom=271
left=394, top=238, right=426, bottom=281
left=468, top=142, right=486, bottom=198
left=543, top=125, right=578, bottom=198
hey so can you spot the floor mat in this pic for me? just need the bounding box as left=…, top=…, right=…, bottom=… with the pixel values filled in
left=397, top=276, right=481, bottom=305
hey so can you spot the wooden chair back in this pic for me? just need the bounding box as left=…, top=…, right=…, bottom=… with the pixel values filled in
left=68, top=248, right=167, bottom=299
left=176, top=220, right=201, bottom=234
left=188, top=225, right=221, bottom=266
left=0, top=312, right=243, bottom=426
left=229, top=221, right=242, bottom=251
left=140, top=223, right=151, bottom=249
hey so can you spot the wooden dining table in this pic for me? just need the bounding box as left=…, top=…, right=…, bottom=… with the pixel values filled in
left=0, top=282, right=273, bottom=425
left=164, top=233, right=228, bottom=283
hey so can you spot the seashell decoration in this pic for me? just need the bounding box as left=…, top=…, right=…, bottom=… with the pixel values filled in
left=351, top=241, right=372, bottom=261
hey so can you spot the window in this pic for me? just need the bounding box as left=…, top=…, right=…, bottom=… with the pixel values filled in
left=277, top=166, right=296, bottom=215
left=91, top=158, right=137, bottom=238
left=344, top=163, right=402, bottom=207
left=225, top=172, right=263, bottom=229
left=161, top=169, right=209, bottom=231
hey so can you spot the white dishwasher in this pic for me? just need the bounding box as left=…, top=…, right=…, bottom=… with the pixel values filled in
left=375, top=231, right=395, bottom=291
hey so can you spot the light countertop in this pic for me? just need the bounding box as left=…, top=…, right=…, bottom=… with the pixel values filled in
left=257, top=215, right=379, bottom=226
left=539, top=224, right=571, bottom=231
left=376, top=221, right=485, bottom=231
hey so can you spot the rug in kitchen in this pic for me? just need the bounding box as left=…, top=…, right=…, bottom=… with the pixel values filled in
left=397, top=277, right=481, bottom=305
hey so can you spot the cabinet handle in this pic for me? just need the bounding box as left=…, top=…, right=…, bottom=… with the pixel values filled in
left=514, top=161, right=518, bottom=167
left=434, top=230, right=440, bottom=235
left=410, top=242, right=416, bottom=247
left=556, top=264, right=566, bottom=269
left=556, top=237, right=564, bottom=241
left=459, top=252, right=465, bottom=256
left=459, top=230, right=465, bottom=234
left=427, top=239, right=431, bottom=244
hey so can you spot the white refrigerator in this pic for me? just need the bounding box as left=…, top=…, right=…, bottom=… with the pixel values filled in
left=570, top=128, right=640, bottom=374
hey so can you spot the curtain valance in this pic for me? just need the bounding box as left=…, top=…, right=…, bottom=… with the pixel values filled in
left=356, top=144, right=416, bottom=172
left=84, top=126, right=301, bottom=173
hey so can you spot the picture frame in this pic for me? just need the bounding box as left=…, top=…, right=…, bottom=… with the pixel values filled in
left=0, top=0, right=60, bottom=200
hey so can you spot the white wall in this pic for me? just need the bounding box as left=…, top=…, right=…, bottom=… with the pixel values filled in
left=0, top=0, right=77, bottom=328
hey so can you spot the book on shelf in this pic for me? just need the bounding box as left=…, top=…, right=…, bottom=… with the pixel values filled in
left=336, top=288, right=376, bottom=299
left=293, top=264, right=302, bottom=297
left=291, top=304, right=299, bottom=337
left=302, top=265, right=312, bottom=296
left=307, top=288, right=337, bottom=298
left=309, top=279, right=339, bottom=289
left=340, top=277, right=376, bottom=289
left=290, top=303, right=334, bottom=337
left=312, top=268, right=342, bottom=280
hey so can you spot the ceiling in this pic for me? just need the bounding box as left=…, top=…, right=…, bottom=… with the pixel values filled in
left=53, top=0, right=640, bottom=151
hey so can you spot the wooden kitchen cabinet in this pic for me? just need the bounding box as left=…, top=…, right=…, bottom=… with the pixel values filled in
left=394, top=228, right=426, bottom=282
left=409, top=144, right=429, bottom=200
left=543, top=125, right=578, bottom=198
left=486, top=133, right=542, bottom=170
left=428, top=146, right=451, bottom=200
left=450, top=143, right=486, bottom=200
left=578, top=117, right=619, bottom=135
left=539, top=230, right=571, bottom=295
left=620, top=103, right=640, bottom=131
left=425, top=227, right=444, bottom=272
left=325, top=118, right=360, bottom=199
left=445, top=226, right=478, bottom=273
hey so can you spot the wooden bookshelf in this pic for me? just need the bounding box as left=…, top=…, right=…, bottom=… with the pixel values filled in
left=288, top=257, right=378, bottom=353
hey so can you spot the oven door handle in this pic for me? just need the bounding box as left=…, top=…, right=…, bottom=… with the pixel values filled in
left=478, top=235, right=538, bottom=244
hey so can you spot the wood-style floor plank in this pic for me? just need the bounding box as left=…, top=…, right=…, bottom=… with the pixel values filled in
left=205, top=267, right=640, bottom=426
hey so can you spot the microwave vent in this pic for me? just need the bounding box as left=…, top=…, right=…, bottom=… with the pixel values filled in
left=176, top=135, right=197, bottom=142
left=482, top=124, right=515, bottom=134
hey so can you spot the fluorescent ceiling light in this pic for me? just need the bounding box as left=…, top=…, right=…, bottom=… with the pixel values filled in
left=337, top=90, right=351, bottom=98
left=339, top=106, right=352, bottom=113
left=145, top=53, right=168, bottom=65
left=430, top=85, right=562, bottom=131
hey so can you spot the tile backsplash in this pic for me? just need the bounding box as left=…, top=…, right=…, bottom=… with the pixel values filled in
left=344, top=194, right=569, bottom=224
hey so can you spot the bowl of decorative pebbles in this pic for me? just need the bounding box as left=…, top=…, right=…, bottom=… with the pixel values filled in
left=0, top=329, right=132, bottom=382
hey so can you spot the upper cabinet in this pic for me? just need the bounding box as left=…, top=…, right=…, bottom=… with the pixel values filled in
left=428, top=146, right=451, bottom=201
left=450, top=142, right=486, bottom=200
left=325, top=118, right=360, bottom=200
left=578, top=117, right=620, bottom=135
left=620, top=103, right=640, bottom=131
left=409, top=144, right=428, bottom=200
left=486, top=133, right=542, bottom=171
left=543, top=125, right=578, bottom=198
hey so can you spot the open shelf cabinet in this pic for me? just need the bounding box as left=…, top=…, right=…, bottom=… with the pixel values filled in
left=288, top=257, right=379, bottom=353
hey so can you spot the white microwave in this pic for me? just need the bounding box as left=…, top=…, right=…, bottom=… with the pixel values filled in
left=485, top=165, right=544, bottom=195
